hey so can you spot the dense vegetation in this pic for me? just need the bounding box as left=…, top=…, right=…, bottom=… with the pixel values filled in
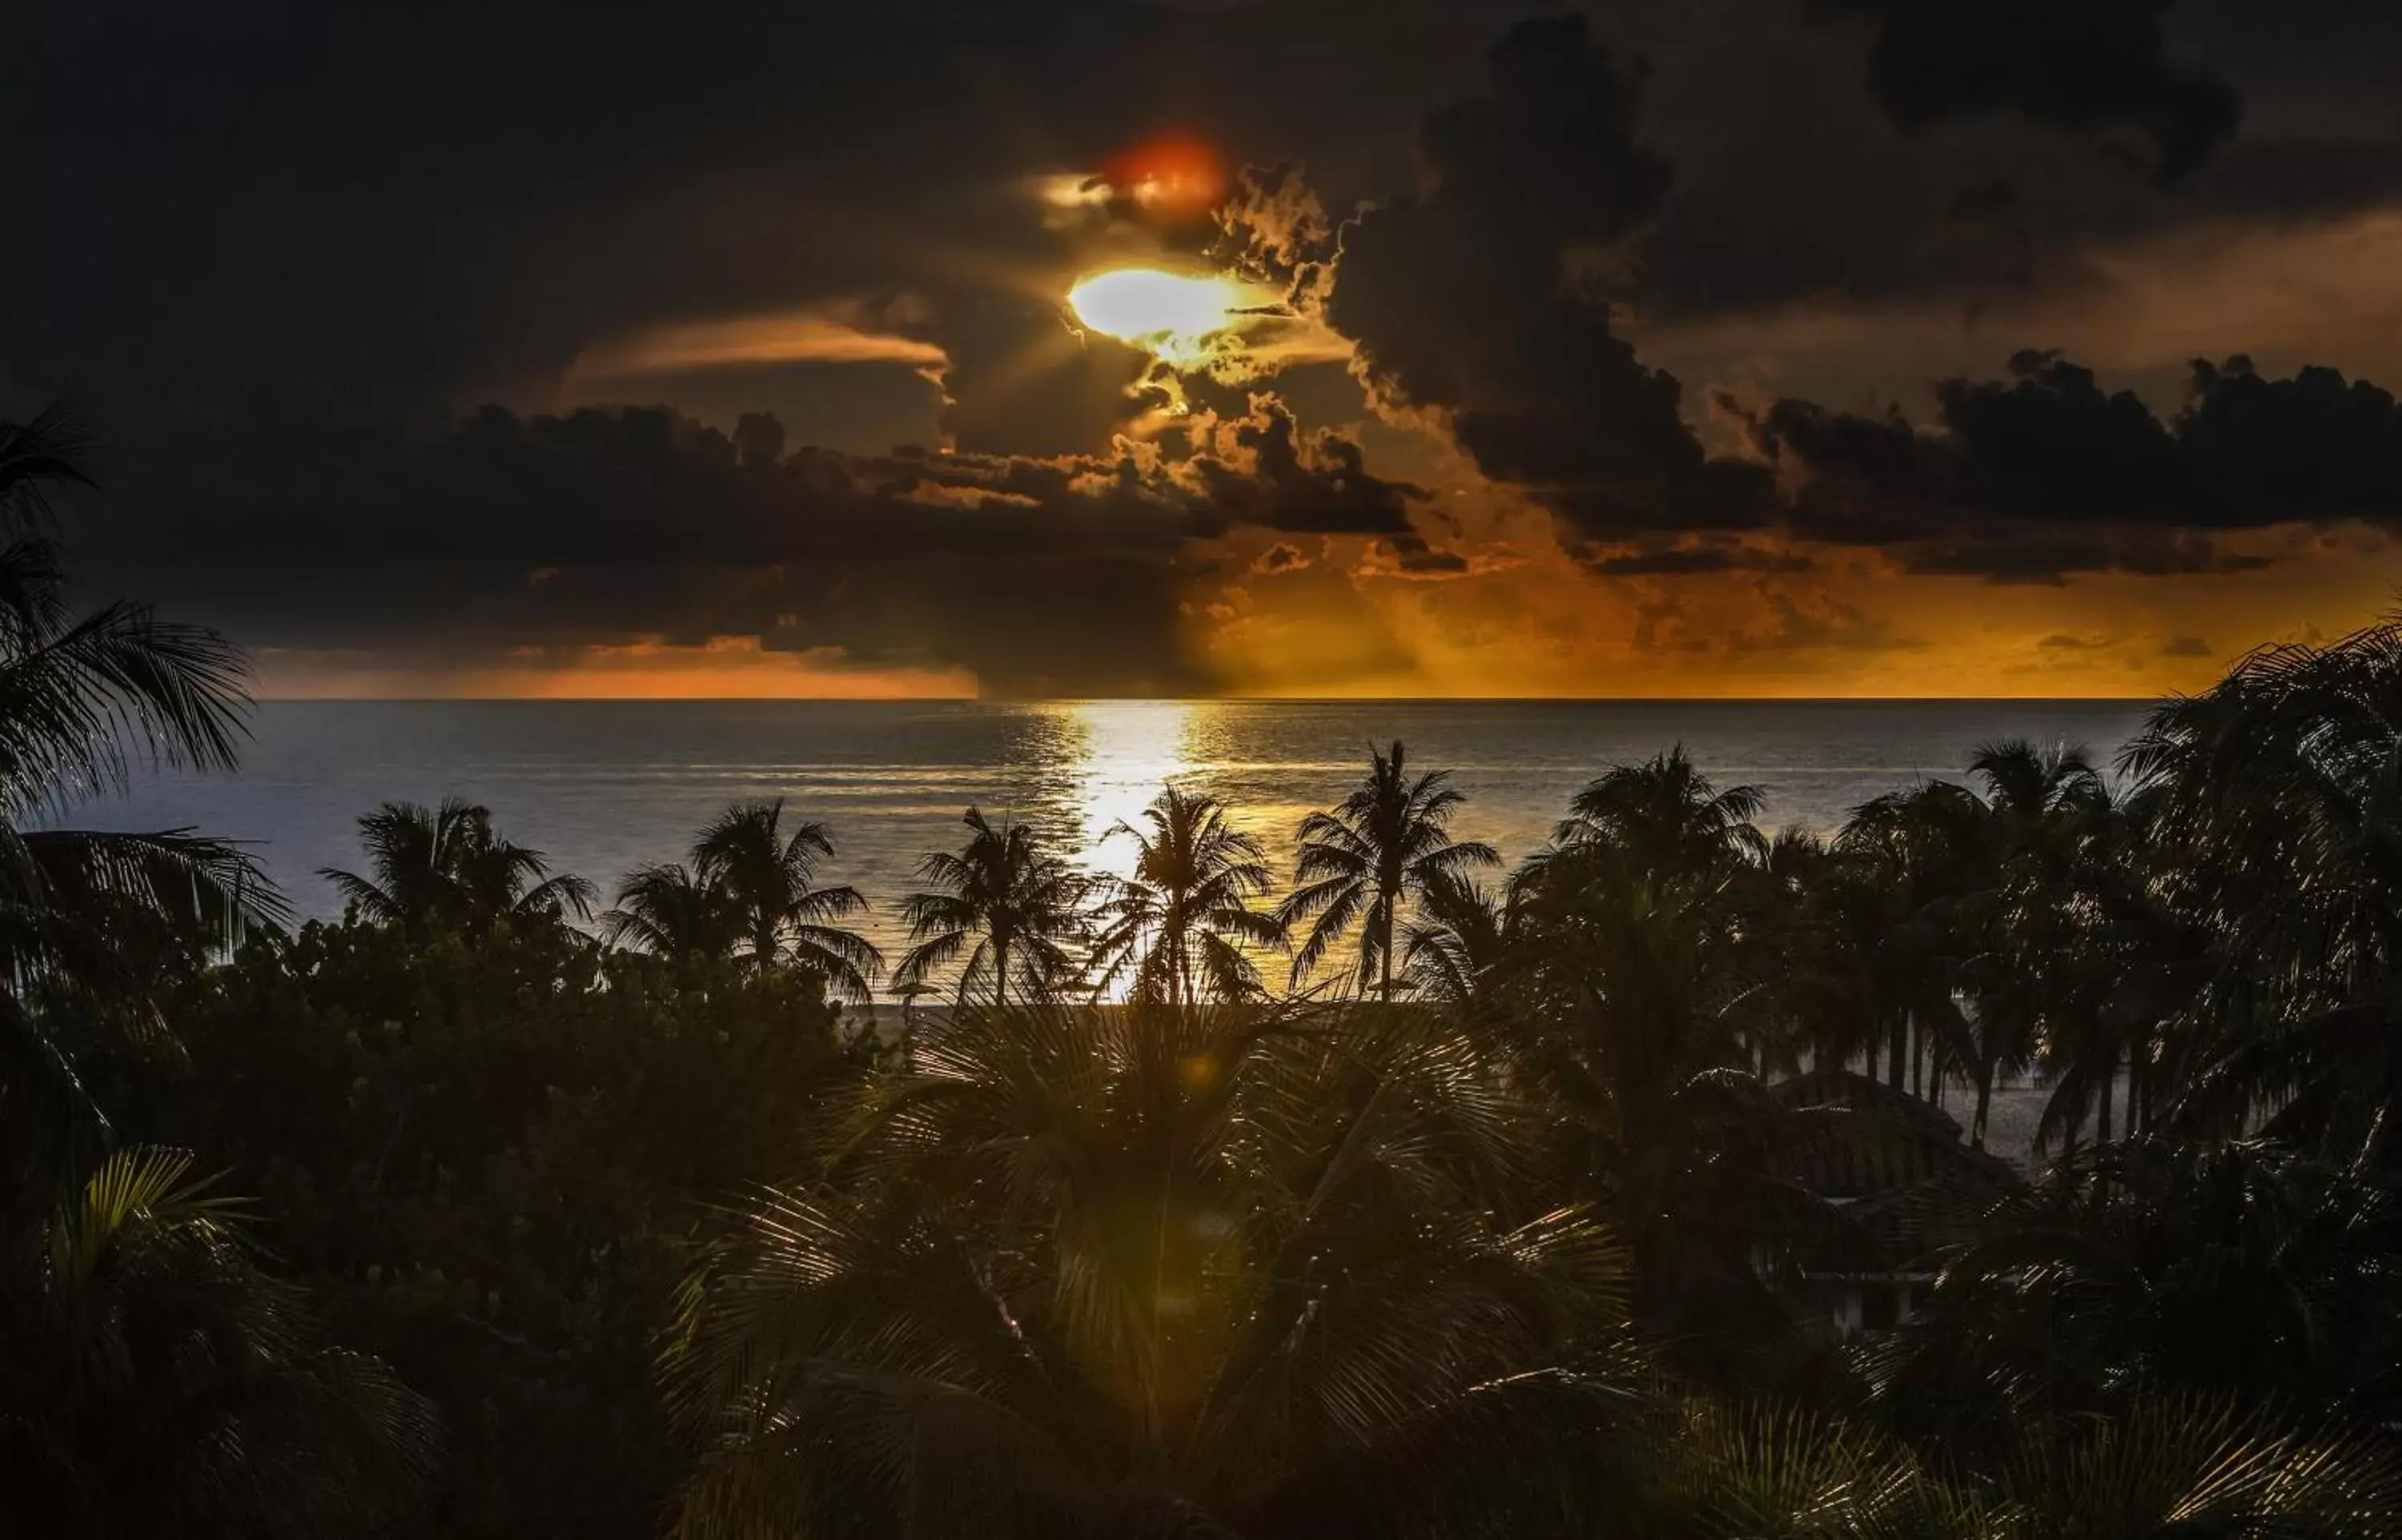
left=6, top=410, right=2402, bottom=1538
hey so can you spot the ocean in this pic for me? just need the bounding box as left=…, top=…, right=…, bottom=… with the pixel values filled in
left=76, top=699, right=2153, bottom=963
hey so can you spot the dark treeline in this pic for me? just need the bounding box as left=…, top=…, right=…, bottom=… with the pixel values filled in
left=6, top=412, right=2402, bottom=1538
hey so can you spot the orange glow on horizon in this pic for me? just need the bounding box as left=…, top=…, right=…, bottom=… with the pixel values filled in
left=255, top=636, right=980, bottom=700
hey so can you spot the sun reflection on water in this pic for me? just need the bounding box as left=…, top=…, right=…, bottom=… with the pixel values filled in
left=1063, top=700, right=1199, bottom=879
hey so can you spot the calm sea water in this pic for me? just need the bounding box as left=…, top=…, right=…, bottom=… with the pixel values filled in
left=78, top=700, right=2151, bottom=963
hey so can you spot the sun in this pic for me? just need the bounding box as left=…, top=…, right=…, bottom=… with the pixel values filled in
left=1066, top=267, right=1239, bottom=361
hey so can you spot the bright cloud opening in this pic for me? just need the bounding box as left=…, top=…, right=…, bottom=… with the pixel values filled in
left=1067, top=268, right=1239, bottom=361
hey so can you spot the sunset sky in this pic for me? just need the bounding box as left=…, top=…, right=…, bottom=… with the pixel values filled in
left=11, top=0, right=2402, bottom=698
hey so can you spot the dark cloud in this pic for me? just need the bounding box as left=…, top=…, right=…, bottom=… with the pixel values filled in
left=1580, top=0, right=2401, bottom=326
left=1585, top=546, right=1814, bottom=577
left=1187, top=400, right=1424, bottom=537
left=1320, top=14, right=1777, bottom=542
left=1366, top=535, right=1469, bottom=576
left=1727, top=351, right=2402, bottom=580
left=75, top=396, right=1426, bottom=695
left=1753, top=352, right=2402, bottom=546
left=2161, top=635, right=2213, bottom=656
left=1806, top=0, right=2243, bottom=184
left=1898, top=533, right=2271, bottom=586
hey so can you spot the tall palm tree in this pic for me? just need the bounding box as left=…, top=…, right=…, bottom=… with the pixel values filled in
left=1088, top=784, right=1281, bottom=1005
left=0, top=406, right=287, bottom=1194
left=897, top=808, right=1089, bottom=1006
left=0, top=408, right=428, bottom=1536
left=1504, top=828, right=1812, bottom=1356
left=1279, top=740, right=1497, bottom=998
left=661, top=999, right=1639, bottom=1539
left=1830, top=780, right=1993, bottom=1101
left=321, top=797, right=594, bottom=940
left=600, top=860, right=743, bottom=960
left=1953, top=740, right=2119, bottom=1147
left=2122, top=619, right=2402, bottom=1164
left=690, top=800, right=882, bottom=1001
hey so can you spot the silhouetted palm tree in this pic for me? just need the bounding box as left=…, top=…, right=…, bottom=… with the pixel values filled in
left=1398, top=868, right=1516, bottom=1011
left=1830, top=780, right=1992, bottom=1100
left=0, top=407, right=286, bottom=1193
left=1089, top=784, right=1281, bottom=1005
left=2123, top=619, right=2402, bottom=1164
left=0, top=407, right=428, bottom=1537
left=600, top=860, right=742, bottom=960
left=1951, top=739, right=2119, bottom=1146
left=1279, top=740, right=1496, bottom=998
left=1547, top=745, right=1767, bottom=880
left=691, top=800, right=882, bottom=1001
left=897, top=808, right=1089, bottom=1005
left=322, top=797, right=594, bottom=940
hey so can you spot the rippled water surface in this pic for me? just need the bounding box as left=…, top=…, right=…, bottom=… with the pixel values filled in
left=81, top=699, right=2152, bottom=960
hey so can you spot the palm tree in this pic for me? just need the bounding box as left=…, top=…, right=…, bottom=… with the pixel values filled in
left=897, top=808, right=1090, bottom=1006
left=1958, top=739, right=2118, bottom=1148
left=600, top=860, right=742, bottom=960
left=1504, top=830, right=1813, bottom=1356
left=321, top=797, right=595, bottom=940
left=690, top=800, right=882, bottom=1001
left=662, top=998, right=1640, bottom=1539
left=1397, top=867, right=1516, bottom=1011
left=0, top=406, right=286, bottom=1195
left=1874, top=1135, right=2402, bottom=1434
left=1088, top=784, right=1282, bottom=1005
left=1661, top=1396, right=2400, bottom=1540
left=1548, top=746, right=1767, bottom=880
left=2121, top=619, right=2402, bottom=1164
left=0, top=1147, right=441, bottom=1538
left=0, top=407, right=430, bottom=1536
left=1279, top=740, right=1497, bottom=998
left=1830, top=780, right=1993, bottom=1101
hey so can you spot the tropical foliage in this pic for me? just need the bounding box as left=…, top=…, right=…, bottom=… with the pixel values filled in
left=665, top=999, right=1641, bottom=1539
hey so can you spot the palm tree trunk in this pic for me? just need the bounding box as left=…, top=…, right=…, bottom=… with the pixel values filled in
left=2096, top=1047, right=2115, bottom=1143
left=992, top=937, right=1009, bottom=1008
left=1376, top=893, right=1395, bottom=1002
left=1910, top=1021, right=1925, bottom=1098
left=1973, top=1068, right=1993, bottom=1150
left=1886, top=1015, right=1906, bottom=1089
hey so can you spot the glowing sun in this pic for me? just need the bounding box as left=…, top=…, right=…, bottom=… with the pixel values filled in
left=1067, top=267, right=1238, bottom=359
